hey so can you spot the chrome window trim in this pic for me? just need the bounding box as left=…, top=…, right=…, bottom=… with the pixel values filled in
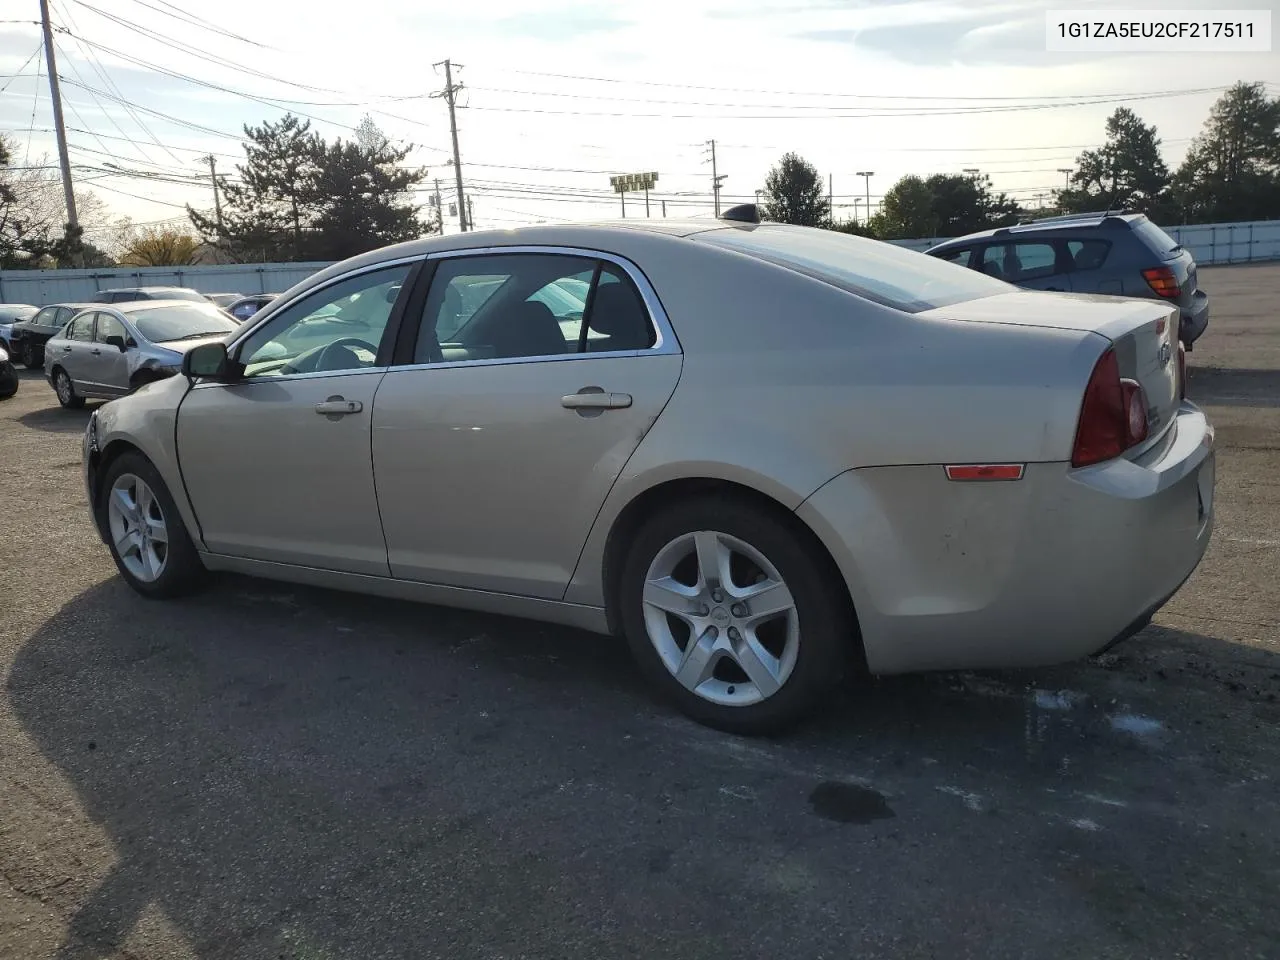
left=191, top=366, right=391, bottom=390
left=419, top=244, right=679, bottom=359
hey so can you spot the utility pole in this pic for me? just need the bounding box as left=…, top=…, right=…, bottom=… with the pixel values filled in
left=705, top=140, right=726, bottom=217
left=661, top=200, right=666, bottom=218
left=38, top=0, right=79, bottom=248
left=827, top=174, right=832, bottom=218
left=467, top=195, right=474, bottom=229
left=645, top=186, right=650, bottom=217
left=433, top=59, right=468, bottom=232
left=202, top=155, right=223, bottom=231
left=1058, top=167, right=1072, bottom=191
left=856, top=171, right=874, bottom=225
left=433, top=178, right=443, bottom=233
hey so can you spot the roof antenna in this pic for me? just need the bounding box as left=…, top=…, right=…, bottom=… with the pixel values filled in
left=719, top=203, right=760, bottom=224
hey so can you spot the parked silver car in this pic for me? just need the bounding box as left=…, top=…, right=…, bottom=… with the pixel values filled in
left=80, top=219, right=1215, bottom=733
left=46, top=301, right=237, bottom=408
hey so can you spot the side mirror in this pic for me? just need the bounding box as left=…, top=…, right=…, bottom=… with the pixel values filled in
left=105, top=334, right=126, bottom=352
left=182, top=341, right=233, bottom=381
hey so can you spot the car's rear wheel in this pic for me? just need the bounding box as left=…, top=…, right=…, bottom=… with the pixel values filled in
left=619, top=496, right=852, bottom=735
left=52, top=368, right=84, bottom=409
left=100, top=452, right=205, bottom=598
left=21, top=341, right=41, bottom=369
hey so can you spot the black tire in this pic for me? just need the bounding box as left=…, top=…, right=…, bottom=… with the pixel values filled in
left=0, top=365, right=17, bottom=399
left=618, top=495, right=854, bottom=736
left=52, top=367, right=84, bottom=409
left=98, top=451, right=206, bottom=599
left=21, top=341, right=42, bottom=369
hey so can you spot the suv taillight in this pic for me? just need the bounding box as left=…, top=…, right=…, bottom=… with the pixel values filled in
left=1071, top=349, right=1149, bottom=468
left=1142, top=266, right=1181, bottom=299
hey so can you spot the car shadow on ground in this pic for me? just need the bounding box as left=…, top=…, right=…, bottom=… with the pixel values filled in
left=8, top=577, right=1280, bottom=958
left=1187, top=366, right=1280, bottom=408
left=14, top=403, right=98, bottom=435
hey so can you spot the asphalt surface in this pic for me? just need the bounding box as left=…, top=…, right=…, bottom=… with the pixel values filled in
left=2, top=267, right=1279, bottom=960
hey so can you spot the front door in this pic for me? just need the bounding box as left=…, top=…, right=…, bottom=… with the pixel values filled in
left=175, top=262, right=417, bottom=575
left=83, top=312, right=131, bottom=395
left=372, top=251, right=682, bottom=600
left=57, top=311, right=97, bottom=390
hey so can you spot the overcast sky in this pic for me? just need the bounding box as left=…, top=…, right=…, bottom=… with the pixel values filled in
left=2, top=0, right=1278, bottom=242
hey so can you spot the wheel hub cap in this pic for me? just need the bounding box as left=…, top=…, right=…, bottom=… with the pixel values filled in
left=641, top=529, right=800, bottom=707
left=106, top=473, right=169, bottom=583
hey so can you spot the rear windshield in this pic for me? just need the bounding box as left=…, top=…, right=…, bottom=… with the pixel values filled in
left=698, top=225, right=1010, bottom=313
left=1130, top=218, right=1181, bottom=256
left=128, top=303, right=237, bottom=343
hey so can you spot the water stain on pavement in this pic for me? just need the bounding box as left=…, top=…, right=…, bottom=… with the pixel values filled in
left=808, top=781, right=895, bottom=824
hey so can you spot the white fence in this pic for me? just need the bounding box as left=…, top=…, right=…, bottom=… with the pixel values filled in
left=0, top=262, right=329, bottom=307
left=1, top=218, right=1277, bottom=305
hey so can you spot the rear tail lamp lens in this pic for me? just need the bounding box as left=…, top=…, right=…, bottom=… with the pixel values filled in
left=1071, top=349, right=1148, bottom=468
left=1142, top=266, right=1181, bottom=299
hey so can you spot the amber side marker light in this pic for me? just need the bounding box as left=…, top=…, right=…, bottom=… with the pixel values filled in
left=944, top=464, right=1026, bottom=481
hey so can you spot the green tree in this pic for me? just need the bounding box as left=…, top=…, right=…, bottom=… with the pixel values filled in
left=761, top=152, right=830, bottom=226
left=871, top=172, right=1020, bottom=239
left=307, top=130, right=432, bottom=261
left=1057, top=108, right=1171, bottom=217
left=189, top=114, right=323, bottom=262
left=1171, top=81, right=1280, bottom=223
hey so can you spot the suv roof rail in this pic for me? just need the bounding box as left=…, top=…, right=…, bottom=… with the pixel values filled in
left=1026, top=208, right=1135, bottom=225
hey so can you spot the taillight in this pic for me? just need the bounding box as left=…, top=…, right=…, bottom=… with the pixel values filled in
left=1177, top=342, right=1187, bottom=401
left=1142, top=266, right=1181, bottom=299
left=1071, top=349, right=1148, bottom=468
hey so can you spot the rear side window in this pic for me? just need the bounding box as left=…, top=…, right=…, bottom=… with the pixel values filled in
left=701, top=226, right=1009, bottom=313
left=1067, top=239, right=1111, bottom=271
left=1130, top=218, right=1180, bottom=257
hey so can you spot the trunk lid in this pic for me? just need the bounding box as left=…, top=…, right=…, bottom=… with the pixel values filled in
left=920, top=290, right=1182, bottom=450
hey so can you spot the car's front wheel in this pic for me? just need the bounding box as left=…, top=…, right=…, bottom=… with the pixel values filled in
left=619, top=496, right=854, bottom=735
left=52, top=368, right=84, bottom=409
left=100, top=452, right=205, bottom=598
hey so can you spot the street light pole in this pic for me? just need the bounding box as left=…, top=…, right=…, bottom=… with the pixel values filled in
left=856, top=171, right=874, bottom=224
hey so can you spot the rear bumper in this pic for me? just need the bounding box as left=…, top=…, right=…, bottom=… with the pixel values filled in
left=797, top=403, right=1215, bottom=675
left=1180, top=290, right=1209, bottom=345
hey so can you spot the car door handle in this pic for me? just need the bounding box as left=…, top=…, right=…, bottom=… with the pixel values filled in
left=561, top=390, right=632, bottom=410
left=62, top=345, right=72, bottom=352
left=314, top=397, right=363, bottom=416
left=90, top=348, right=102, bottom=355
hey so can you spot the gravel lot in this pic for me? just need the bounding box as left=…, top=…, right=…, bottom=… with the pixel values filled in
left=2, top=265, right=1278, bottom=959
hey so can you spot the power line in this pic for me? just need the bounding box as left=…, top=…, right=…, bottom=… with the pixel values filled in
left=23, top=33, right=43, bottom=166
left=465, top=86, right=1227, bottom=121
left=0, top=44, right=43, bottom=95
left=59, top=77, right=246, bottom=139
left=121, top=0, right=272, bottom=49
left=499, top=68, right=1226, bottom=103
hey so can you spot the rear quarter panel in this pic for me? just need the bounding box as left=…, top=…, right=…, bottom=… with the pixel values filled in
left=564, top=241, right=1106, bottom=606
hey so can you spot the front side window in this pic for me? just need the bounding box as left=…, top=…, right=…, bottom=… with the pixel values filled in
left=128, top=303, right=236, bottom=344
left=67, top=313, right=95, bottom=341
left=238, top=264, right=412, bottom=378
left=414, top=254, right=653, bottom=364
left=700, top=225, right=1009, bottom=314
left=33, top=306, right=59, bottom=327
left=95, top=314, right=127, bottom=345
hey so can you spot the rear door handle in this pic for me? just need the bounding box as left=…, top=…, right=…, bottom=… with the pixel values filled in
left=561, top=390, right=632, bottom=410
left=90, top=348, right=102, bottom=355
left=314, top=397, right=363, bottom=416
left=62, top=345, right=72, bottom=352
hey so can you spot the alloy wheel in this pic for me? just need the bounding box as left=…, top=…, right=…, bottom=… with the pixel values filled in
left=55, top=371, right=72, bottom=405
left=641, top=529, right=800, bottom=707
left=106, top=473, right=169, bottom=583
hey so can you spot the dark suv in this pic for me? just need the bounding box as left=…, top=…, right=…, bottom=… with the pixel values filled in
left=926, top=212, right=1209, bottom=349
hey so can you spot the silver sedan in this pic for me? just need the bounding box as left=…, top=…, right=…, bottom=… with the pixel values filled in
left=80, top=220, right=1215, bottom=733
left=45, top=300, right=237, bottom=408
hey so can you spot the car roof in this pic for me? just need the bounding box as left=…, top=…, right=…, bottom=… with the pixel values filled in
left=930, top=213, right=1145, bottom=249
left=107, top=299, right=220, bottom=314
left=97, top=285, right=199, bottom=292
left=48, top=302, right=96, bottom=310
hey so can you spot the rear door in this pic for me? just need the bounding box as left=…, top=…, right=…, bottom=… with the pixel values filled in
left=371, top=250, right=683, bottom=600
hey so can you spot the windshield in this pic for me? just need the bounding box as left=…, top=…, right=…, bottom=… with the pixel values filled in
left=129, top=303, right=237, bottom=343
left=699, top=225, right=1011, bottom=313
